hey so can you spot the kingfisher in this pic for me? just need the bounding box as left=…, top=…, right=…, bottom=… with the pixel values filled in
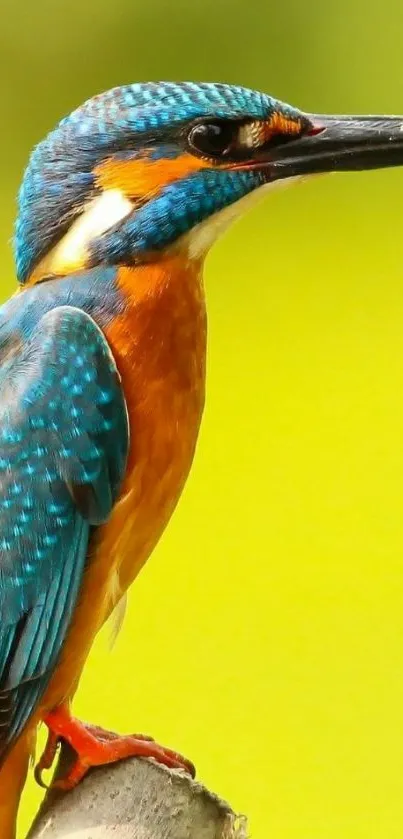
left=1, top=81, right=403, bottom=838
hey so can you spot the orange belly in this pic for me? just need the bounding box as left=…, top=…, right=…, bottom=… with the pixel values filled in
left=40, top=253, right=206, bottom=712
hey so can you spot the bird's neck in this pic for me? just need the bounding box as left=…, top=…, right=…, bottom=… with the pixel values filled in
left=105, top=254, right=207, bottom=380
left=103, top=255, right=208, bottom=475
left=15, top=185, right=209, bottom=436
left=18, top=247, right=208, bottom=389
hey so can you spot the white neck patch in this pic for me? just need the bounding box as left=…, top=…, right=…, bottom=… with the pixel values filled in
left=33, top=188, right=133, bottom=278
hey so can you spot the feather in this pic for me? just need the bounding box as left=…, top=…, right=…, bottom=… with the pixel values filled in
left=0, top=305, right=129, bottom=760
left=108, top=592, right=128, bottom=650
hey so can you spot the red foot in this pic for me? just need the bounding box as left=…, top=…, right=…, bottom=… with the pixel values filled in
left=35, top=705, right=195, bottom=791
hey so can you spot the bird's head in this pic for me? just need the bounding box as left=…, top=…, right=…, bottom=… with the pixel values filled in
left=14, top=81, right=403, bottom=285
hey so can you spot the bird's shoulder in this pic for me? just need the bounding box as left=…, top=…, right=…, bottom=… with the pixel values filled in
left=0, top=266, right=123, bottom=369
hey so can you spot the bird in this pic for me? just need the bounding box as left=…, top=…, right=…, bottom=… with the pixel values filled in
left=0, top=80, right=403, bottom=838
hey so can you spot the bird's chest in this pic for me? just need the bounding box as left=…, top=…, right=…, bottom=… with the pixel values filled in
left=96, top=257, right=207, bottom=594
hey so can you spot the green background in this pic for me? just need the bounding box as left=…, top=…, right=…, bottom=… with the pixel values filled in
left=1, top=0, right=403, bottom=836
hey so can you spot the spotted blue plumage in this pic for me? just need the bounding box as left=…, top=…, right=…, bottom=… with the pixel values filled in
left=15, top=81, right=302, bottom=282
left=0, top=304, right=128, bottom=755
left=0, top=267, right=124, bottom=346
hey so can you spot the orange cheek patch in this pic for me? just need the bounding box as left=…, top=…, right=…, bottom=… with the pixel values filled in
left=95, top=153, right=209, bottom=201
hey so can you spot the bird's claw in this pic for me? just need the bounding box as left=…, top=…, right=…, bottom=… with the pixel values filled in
left=34, top=705, right=195, bottom=792
left=34, top=728, right=60, bottom=789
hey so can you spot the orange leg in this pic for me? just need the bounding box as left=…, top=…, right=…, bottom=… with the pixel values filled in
left=35, top=705, right=195, bottom=791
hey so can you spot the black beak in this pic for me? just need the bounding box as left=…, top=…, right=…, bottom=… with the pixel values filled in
left=268, top=114, right=403, bottom=179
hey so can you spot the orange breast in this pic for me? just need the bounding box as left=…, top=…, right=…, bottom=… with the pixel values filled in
left=41, top=253, right=207, bottom=709
left=100, top=254, right=207, bottom=594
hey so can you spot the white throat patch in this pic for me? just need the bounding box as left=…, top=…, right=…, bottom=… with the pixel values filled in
left=184, top=177, right=300, bottom=260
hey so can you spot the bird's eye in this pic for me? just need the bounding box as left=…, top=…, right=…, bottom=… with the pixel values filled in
left=188, top=121, right=237, bottom=158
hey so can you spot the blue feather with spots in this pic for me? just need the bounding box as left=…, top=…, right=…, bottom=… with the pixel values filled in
left=0, top=304, right=128, bottom=756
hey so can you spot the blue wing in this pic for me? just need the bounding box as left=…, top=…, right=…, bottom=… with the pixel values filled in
left=0, top=305, right=128, bottom=758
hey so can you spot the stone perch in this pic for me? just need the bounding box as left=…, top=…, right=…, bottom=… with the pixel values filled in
left=27, top=742, right=248, bottom=838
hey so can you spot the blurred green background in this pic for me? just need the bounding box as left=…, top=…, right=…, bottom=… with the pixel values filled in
left=2, top=0, right=403, bottom=836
